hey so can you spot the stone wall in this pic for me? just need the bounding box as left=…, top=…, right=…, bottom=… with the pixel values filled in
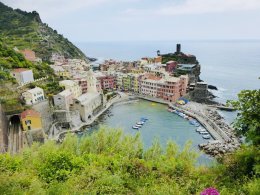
left=0, top=104, right=8, bottom=153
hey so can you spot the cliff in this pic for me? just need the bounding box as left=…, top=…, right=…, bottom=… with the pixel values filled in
left=0, top=2, right=87, bottom=61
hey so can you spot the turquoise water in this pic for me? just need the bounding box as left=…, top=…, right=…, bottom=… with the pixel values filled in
left=90, top=100, right=214, bottom=164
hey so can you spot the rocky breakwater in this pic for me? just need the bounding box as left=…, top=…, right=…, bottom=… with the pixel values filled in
left=199, top=140, right=240, bottom=158
left=199, top=108, right=240, bottom=157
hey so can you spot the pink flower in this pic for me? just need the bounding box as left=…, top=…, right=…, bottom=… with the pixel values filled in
left=201, top=187, right=220, bottom=195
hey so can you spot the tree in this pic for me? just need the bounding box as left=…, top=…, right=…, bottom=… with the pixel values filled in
left=228, top=90, right=260, bottom=146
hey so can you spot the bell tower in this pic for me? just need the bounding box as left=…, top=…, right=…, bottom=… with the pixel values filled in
left=87, top=69, right=97, bottom=93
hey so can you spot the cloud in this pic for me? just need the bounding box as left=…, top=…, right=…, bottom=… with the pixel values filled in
left=123, top=0, right=260, bottom=16
left=1, top=0, right=112, bottom=18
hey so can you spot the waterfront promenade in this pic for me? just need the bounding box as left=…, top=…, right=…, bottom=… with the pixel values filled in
left=52, top=92, right=132, bottom=141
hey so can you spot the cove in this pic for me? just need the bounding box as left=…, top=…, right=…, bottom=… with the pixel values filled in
left=86, top=99, right=215, bottom=165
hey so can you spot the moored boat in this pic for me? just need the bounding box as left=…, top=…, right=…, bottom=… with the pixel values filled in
left=200, top=131, right=209, bottom=135
left=202, top=135, right=211, bottom=139
left=132, top=126, right=139, bottom=129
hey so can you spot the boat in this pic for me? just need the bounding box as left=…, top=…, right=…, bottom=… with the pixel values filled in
left=200, top=131, right=209, bottom=135
left=136, top=124, right=142, bottom=128
left=137, top=121, right=145, bottom=125
left=202, top=135, right=211, bottom=139
left=140, top=117, right=148, bottom=121
left=196, top=127, right=206, bottom=132
left=132, top=126, right=139, bottom=130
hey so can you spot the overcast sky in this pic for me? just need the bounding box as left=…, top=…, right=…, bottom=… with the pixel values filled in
left=2, top=0, right=260, bottom=42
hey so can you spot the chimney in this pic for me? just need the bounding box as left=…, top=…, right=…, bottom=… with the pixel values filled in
left=176, top=44, right=181, bottom=53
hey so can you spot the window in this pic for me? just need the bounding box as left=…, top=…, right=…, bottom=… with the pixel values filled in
left=25, top=120, right=31, bottom=125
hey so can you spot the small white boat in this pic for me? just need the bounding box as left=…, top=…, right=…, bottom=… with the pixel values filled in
left=132, top=126, right=139, bottom=129
left=137, top=121, right=145, bottom=125
left=200, top=131, right=209, bottom=135
left=202, top=135, right=211, bottom=139
left=196, top=127, right=206, bottom=132
left=136, top=124, right=142, bottom=128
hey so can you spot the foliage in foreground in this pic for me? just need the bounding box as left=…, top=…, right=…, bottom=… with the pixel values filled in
left=228, top=89, right=260, bottom=146
left=0, top=128, right=259, bottom=195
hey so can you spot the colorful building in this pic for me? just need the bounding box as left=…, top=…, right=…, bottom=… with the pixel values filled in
left=22, top=87, right=45, bottom=105
left=59, top=80, right=82, bottom=98
left=21, top=109, right=42, bottom=131
left=139, top=73, right=189, bottom=102
left=95, top=75, right=116, bottom=90
left=50, top=65, right=71, bottom=78
left=11, top=68, right=34, bottom=85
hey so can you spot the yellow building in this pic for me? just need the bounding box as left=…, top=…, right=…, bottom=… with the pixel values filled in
left=21, top=109, right=42, bottom=131
left=131, top=68, right=144, bottom=74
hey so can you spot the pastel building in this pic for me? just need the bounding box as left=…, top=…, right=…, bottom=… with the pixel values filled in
left=21, top=109, right=42, bottom=131
left=59, top=80, right=82, bottom=98
left=139, top=73, right=189, bottom=102
left=165, top=61, right=177, bottom=73
left=11, top=68, right=34, bottom=85
left=50, top=65, right=71, bottom=78
left=94, top=72, right=116, bottom=90
left=22, top=87, right=45, bottom=105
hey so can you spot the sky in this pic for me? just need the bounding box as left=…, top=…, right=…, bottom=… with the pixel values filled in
left=2, top=0, right=260, bottom=42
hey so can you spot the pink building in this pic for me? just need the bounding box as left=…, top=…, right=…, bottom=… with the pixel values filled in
left=77, top=79, right=88, bottom=94
left=96, top=75, right=116, bottom=90
left=140, top=74, right=188, bottom=102
left=165, top=61, right=177, bottom=73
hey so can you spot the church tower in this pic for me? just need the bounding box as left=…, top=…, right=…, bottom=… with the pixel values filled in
left=86, top=68, right=97, bottom=93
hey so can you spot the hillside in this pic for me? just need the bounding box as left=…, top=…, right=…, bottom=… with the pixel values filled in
left=0, top=2, right=87, bottom=61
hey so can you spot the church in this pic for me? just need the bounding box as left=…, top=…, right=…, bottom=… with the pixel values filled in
left=73, top=69, right=105, bottom=122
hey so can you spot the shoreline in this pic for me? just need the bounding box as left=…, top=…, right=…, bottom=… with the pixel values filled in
left=53, top=92, right=240, bottom=157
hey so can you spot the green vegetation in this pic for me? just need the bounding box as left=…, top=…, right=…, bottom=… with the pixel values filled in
left=228, top=90, right=260, bottom=146
left=0, top=40, right=54, bottom=81
left=0, top=2, right=86, bottom=61
left=0, top=124, right=259, bottom=194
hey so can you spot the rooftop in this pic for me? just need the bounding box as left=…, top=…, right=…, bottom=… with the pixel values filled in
left=59, top=80, right=77, bottom=87
left=12, top=68, right=30, bottom=73
left=21, top=109, right=41, bottom=119
left=58, top=89, right=73, bottom=97
left=75, top=92, right=100, bottom=105
left=26, top=87, right=43, bottom=94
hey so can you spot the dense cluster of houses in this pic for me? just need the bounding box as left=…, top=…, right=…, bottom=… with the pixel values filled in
left=9, top=45, right=202, bottom=135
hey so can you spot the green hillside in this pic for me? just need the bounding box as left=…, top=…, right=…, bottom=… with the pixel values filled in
left=0, top=2, right=86, bottom=61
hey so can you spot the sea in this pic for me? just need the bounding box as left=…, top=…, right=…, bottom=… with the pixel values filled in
left=76, top=40, right=260, bottom=123
left=76, top=40, right=260, bottom=164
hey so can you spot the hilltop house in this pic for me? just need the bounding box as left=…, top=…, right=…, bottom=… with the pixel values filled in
left=22, top=87, right=45, bottom=105
left=11, top=68, right=34, bottom=85
left=20, top=49, right=42, bottom=62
